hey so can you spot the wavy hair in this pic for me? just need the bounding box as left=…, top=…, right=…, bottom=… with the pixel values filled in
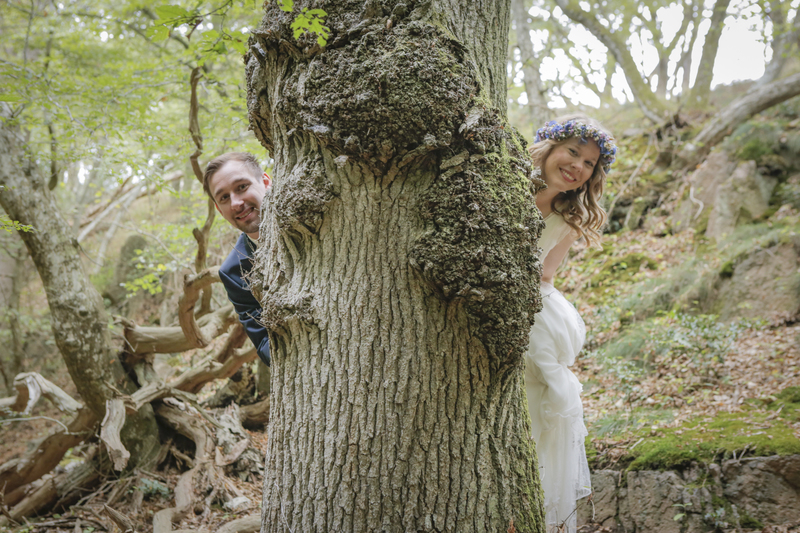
left=529, top=113, right=611, bottom=248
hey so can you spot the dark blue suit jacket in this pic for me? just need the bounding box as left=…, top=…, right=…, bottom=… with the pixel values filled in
left=219, top=233, right=270, bottom=366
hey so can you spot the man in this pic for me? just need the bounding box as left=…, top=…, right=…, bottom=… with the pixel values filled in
left=203, top=152, right=272, bottom=366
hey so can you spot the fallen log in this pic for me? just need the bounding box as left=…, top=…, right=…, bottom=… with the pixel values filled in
left=0, top=449, right=107, bottom=528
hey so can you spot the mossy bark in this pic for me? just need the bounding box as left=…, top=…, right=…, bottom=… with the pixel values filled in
left=246, top=1, right=545, bottom=531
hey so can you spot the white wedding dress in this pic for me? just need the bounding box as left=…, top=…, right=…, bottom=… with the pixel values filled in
left=524, top=213, right=592, bottom=533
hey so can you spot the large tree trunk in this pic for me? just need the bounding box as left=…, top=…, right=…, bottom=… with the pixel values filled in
left=246, top=1, right=545, bottom=531
left=0, top=104, right=161, bottom=469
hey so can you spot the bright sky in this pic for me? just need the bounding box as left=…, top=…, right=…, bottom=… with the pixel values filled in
left=518, top=0, right=798, bottom=109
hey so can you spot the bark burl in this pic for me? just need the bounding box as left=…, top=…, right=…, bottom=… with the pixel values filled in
left=246, top=1, right=546, bottom=531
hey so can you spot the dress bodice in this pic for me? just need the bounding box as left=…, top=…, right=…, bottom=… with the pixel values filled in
left=539, top=213, right=573, bottom=258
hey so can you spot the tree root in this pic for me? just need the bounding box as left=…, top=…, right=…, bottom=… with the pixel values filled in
left=152, top=401, right=229, bottom=533
left=240, top=396, right=270, bottom=429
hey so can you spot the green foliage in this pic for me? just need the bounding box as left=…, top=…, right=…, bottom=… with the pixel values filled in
left=135, top=477, right=171, bottom=499
left=276, top=0, right=330, bottom=46
left=0, top=214, right=34, bottom=234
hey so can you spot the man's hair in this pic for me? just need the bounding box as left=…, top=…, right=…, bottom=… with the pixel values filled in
left=203, top=152, right=263, bottom=199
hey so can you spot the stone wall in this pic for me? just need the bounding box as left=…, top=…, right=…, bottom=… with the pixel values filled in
left=578, top=455, right=800, bottom=532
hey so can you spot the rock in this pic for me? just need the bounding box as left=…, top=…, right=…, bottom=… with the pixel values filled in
left=723, top=455, right=800, bottom=525
left=706, top=160, right=777, bottom=239
left=713, top=242, right=800, bottom=321
left=577, top=470, right=619, bottom=528
left=671, top=151, right=736, bottom=233
left=669, top=151, right=777, bottom=238
left=623, top=198, right=649, bottom=231
left=579, top=455, right=800, bottom=532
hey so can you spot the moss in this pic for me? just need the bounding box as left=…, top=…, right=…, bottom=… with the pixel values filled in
left=624, top=409, right=800, bottom=471
left=588, top=252, right=659, bottom=289
left=719, top=260, right=734, bottom=278
left=739, top=514, right=764, bottom=529
left=777, top=385, right=800, bottom=406
left=409, top=111, right=542, bottom=366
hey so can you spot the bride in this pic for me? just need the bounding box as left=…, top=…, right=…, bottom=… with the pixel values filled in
left=524, top=115, right=617, bottom=533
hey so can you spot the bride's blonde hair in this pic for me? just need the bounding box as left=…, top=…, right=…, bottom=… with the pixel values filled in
left=529, top=113, right=614, bottom=248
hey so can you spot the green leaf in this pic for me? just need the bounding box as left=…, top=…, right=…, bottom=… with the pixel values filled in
left=154, top=5, right=190, bottom=20
left=146, top=25, right=170, bottom=41
left=276, top=0, right=294, bottom=12
left=0, top=94, right=22, bottom=102
left=229, top=39, right=247, bottom=55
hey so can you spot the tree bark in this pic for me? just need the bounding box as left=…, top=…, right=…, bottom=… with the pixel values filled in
left=246, top=1, right=545, bottom=531
left=0, top=103, right=161, bottom=468
left=678, top=71, right=800, bottom=165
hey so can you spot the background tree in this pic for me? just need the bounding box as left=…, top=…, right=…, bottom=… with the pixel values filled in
left=246, top=0, right=546, bottom=530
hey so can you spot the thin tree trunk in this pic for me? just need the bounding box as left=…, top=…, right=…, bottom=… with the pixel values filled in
left=0, top=103, right=161, bottom=468
left=511, top=0, right=548, bottom=132
left=91, top=182, right=142, bottom=275
left=755, top=0, right=798, bottom=88
left=686, top=0, right=731, bottom=108
left=247, top=1, right=545, bottom=531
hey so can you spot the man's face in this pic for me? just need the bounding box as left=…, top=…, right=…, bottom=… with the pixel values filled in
left=209, top=160, right=271, bottom=239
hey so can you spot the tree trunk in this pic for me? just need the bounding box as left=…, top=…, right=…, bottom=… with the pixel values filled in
left=686, top=0, right=731, bottom=108
left=678, top=72, right=800, bottom=165
left=511, top=0, right=549, bottom=133
left=0, top=103, right=161, bottom=469
left=246, top=1, right=545, bottom=531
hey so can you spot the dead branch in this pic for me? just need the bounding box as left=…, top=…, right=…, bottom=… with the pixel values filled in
left=0, top=406, right=97, bottom=497
left=100, top=399, right=130, bottom=471
left=79, top=171, right=183, bottom=229
left=123, top=304, right=236, bottom=356
left=240, top=396, right=270, bottom=429
left=104, top=503, right=136, bottom=532
left=152, top=402, right=225, bottom=533
left=2, top=372, right=83, bottom=416
left=0, top=448, right=107, bottom=528
left=171, top=325, right=252, bottom=395
left=217, top=514, right=261, bottom=533
left=177, top=267, right=221, bottom=349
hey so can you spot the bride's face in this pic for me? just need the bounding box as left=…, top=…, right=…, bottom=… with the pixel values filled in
left=542, top=137, right=600, bottom=194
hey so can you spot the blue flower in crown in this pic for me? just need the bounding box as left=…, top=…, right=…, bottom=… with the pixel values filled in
left=535, top=119, right=617, bottom=172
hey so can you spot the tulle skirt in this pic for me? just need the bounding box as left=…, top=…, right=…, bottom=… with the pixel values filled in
left=524, top=282, right=592, bottom=533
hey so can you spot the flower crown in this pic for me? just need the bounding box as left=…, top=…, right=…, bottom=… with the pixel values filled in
left=534, top=119, right=617, bottom=172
